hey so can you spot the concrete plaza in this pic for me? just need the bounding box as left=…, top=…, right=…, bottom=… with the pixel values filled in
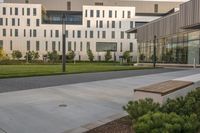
left=0, top=68, right=199, bottom=133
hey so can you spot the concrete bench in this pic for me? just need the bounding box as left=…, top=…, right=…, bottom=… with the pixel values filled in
left=133, top=74, right=200, bottom=104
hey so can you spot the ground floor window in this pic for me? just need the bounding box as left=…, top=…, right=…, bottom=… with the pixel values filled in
left=139, top=30, right=200, bottom=64
left=0, top=40, right=3, bottom=49
left=96, top=42, right=117, bottom=52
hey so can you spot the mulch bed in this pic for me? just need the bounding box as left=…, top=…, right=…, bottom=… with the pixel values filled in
left=85, top=116, right=135, bottom=133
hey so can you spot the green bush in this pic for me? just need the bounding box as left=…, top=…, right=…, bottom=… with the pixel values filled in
left=122, top=51, right=131, bottom=63
left=67, top=50, right=76, bottom=61
left=12, top=50, right=22, bottom=60
left=87, top=49, right=94, bottom=62
left=123, top=98, right=160, bottom=120
left=134, top=112, right=199, bottom=133
left=47, top=51, right=60, bottom=63
left=104, top=51, right=112, bottom=62
left=24, top=51, right=40, bottom=62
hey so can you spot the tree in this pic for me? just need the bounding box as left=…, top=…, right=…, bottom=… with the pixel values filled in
left=24, top=51, right=40, bottom=62
left=67, top=50, right=76, bottom=61
left=12, top=50, right=22, bottom=60
left=47, top=51, right=59, bottom=63
left=0, top=49, right=9, bottom=61
left=139, top=54, right=145, bottom=62
left=104, top=51, right=112, bottom=62
left=123, top=51, right=131, bottom=63
left=87, top=49, right=94, bottom=62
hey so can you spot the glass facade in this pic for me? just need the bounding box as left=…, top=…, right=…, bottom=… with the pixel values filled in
left=139, top=30, right=200, bottom=64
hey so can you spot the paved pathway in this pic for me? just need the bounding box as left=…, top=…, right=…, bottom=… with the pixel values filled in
left=0, top=68, right=199, bottom=133
left=0, top=68, right=178, bottom=93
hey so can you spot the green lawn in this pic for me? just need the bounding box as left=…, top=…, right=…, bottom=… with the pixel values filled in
left=0, top=63, right=151, bottom=78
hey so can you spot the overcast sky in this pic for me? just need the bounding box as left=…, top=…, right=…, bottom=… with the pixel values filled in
left=0, top=0, right=3, bottom=2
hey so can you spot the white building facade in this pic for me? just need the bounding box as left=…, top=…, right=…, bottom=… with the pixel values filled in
left=0, top=3, right=159, bottom=61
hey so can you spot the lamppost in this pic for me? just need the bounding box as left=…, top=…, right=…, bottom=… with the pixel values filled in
left=62, top=13, right=66, bottom=72
left=153, top=35, right=157, bottom=69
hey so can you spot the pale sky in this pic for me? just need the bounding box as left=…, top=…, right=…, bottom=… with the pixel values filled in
left=0, top=0, right=3, bottom=2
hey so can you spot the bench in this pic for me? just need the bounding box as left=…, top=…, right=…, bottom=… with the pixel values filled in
left=133, top=74, right=200, bottom=104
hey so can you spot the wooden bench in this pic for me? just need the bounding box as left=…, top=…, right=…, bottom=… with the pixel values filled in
left=133, top=80, right=194, bottom=104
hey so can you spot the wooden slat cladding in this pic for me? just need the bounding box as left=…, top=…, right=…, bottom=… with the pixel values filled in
left=136, top=0, right=200, bottom=42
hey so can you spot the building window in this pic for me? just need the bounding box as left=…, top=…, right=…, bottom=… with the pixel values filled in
left=55, top=30, right=59, bottom=38
left=44, top=30, right=46, bottom=37
left=121, top=31, right=124, bottom=39
left=45, top=41, right=48, bottom=51
left=33, top=29, right=37, bottom=37
left=58, top=41, right=61, bottom=51
left=5, top=18, right=8, bottom=26
left=15, top=8, right=18, bottom=15
left=15, top=29, right=18, bottom=37
left=90, top=31, right=93, bottom=38
left=102, top=31, right=106, bottom=38
left=0, top=40, right=3, bottom=49
left=72, top=30, right=75, bottom=38
left=18, top=19, right=20, bottom=26
left=127, top=11, right=131, bottom=18
left=65, top=30, right=68, bottom=38
left=130, top=43, right=133, bottom=52
left=112, top=21, right=115, bottom=28
left=107, top=21, right=109, bottom=28
left=12, top=18, right=15, bottom=26
left=27, top=41, right=30, bottom=51
left=130, top=21, right=134, bottom=28
left=23, top=29, right=26, bottom=37
left=96, top=42, right=117, bottom=52
left=96, top=21, right=98, bottom=28
left=36, top=19, right=40, bottom=26
left=99, top=21, right=103, bottom=28
left=111, top=31, right=115, bottom=39
left=87, top=20, right=90, bottom=28
left=2, top=29, right=6, bottom=37
left=119, top=21, right=122, bottom=28
left=127, top=33, right=131, bottom=39
left=120, top=43, right=123, bottom=52
left=27, top=8, right=30, bottom=16
left=102, top=10, right=105, bottom=17
left=90, top=10, right=94, bottom=17
left=95, top=2, right=103, bottom=5
left=80, top=42, right=83, bottom=51
left=0, top=18, right=3, bottom=25
left=74, top=42, right=76, bottom=51
left=22, top=8, right=24, bottom=15
left=52, top=41, right=56, bottom=51
left=122, top=11, right=125, bottom=18
left=135, top=22, right=148, bottom=27
left=109, top=10, right=112, bottom=18
left=10, top=8, right=12, bottom=15
left=3, top=7, right=6, bottom=15
left=115, top=11, right=117, bottom=18
left=67, top=1, right=71, bottom=11
left=36, top=41, right=40, bottom=51
left=85, top=10, right=87, bottom=17
left=30, top=29, right=32, bottom=37
left=77, top=30, right=81, bottom=38
left=97, top=31, right=100, bottom=38
left=96, top=10, right=100, bottom=17
left=10, top=29, right=13, bottom=37
left=33, top=8, right=37, bottom=16
left=9, top=40, right=13, bottom=51
left=87, top=42, right=90, bottom=51
left=27, top=19, right=30, bottom=26
left=85, top=31, right=87, bottom=38
left=68, top=41, right=72, bottom=51
left=51, top=30, right=53, bottom=37
left=154, top=4, right=158, bottom=13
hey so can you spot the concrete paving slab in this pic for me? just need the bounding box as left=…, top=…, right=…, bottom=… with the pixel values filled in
left=0, top=69, right=199, bottom=133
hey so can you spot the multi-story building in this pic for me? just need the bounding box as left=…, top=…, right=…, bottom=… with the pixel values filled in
left=0, top=0, right=184, bottom=61
left=128, top=0, right=200, bottom=66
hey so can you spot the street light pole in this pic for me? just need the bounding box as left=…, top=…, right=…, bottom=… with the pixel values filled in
left=62, top=13, right=66, bottom=72
left=153, top=35, right=157, bottom=69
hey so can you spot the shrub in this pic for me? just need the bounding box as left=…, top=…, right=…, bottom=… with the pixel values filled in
left=87, top=49, right=94, bottom=62
left=139, top=54, right=145, bottom=62
left=123, top=98, right=160, bottom=120
left=67, top=50, right=76, bottom=61
left=0, top=48, right=9, bottom=61
left=104, top=51, right=112, bottom=62
left=12, top=50, right=22, bottom=60
left=24, top=51, right=40, bottom=62
left=47, top=51, right=60, bottom=63
left=134, top=112, right=199, bottom=133
left=123, top=51, right=131, bottom=63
